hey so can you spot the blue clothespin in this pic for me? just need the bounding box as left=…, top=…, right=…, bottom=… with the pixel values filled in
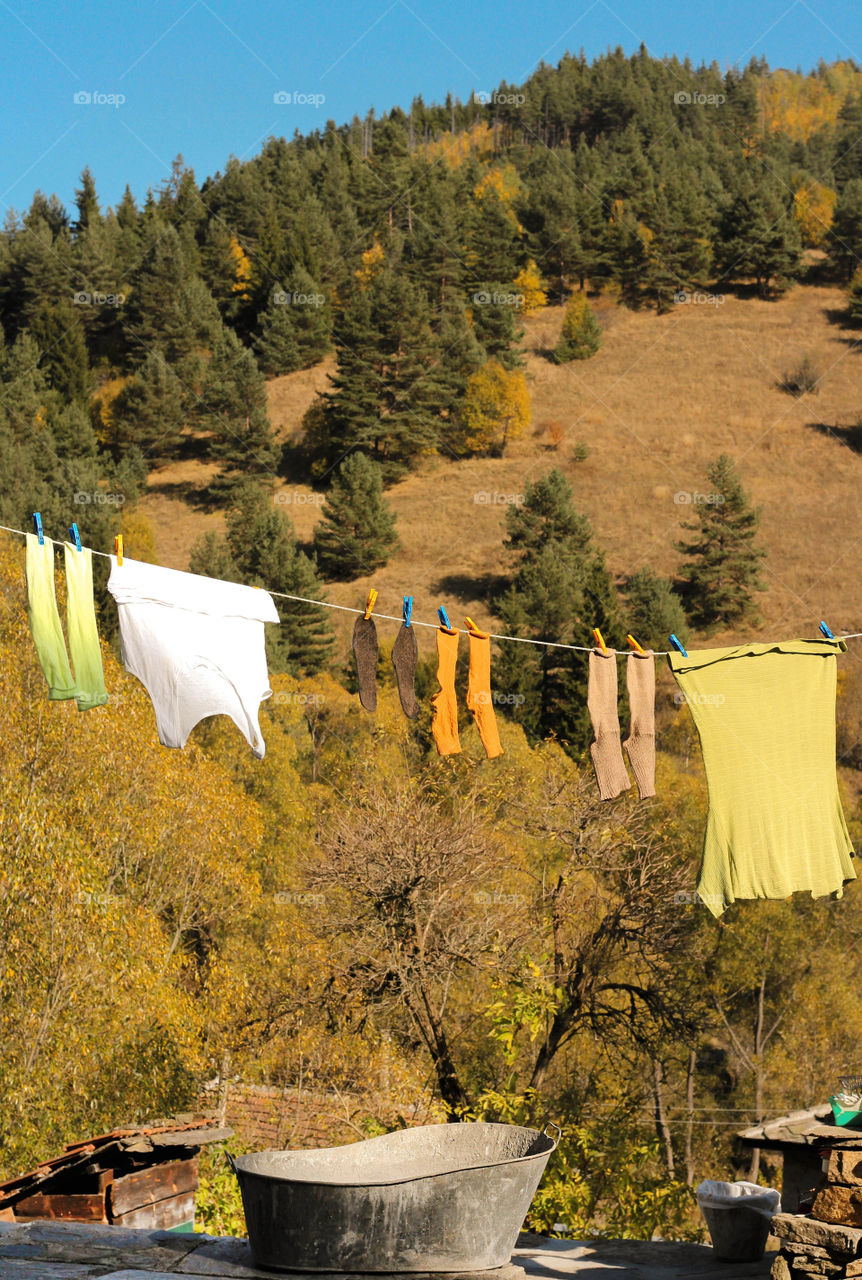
left=437, top=606, right=452, bottom=630
left=69, top=523, right=82, bottom=552
left=403, top=595, right=413, bottom=628
left=819, top=620, right=835, bottom=640
left=33, top=512, right=43, bottom=546
left=669, top=633, right=688, bottom=657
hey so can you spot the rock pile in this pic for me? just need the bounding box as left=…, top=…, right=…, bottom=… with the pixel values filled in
left=772, top=1148, right=862, bottom=1277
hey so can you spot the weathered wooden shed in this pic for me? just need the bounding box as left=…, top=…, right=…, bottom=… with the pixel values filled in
left=738, top=1104, right=862, bottom=1212
left=0, top=1115, right=232, bottom=1231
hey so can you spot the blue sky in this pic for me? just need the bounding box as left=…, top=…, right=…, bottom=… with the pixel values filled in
left=0, top=0, right=859, bottom=216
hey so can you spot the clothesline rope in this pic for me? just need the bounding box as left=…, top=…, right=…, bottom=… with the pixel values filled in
left=2, top=521, right=860, bottom=653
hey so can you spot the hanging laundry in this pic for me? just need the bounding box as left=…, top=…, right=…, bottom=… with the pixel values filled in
left=668, top=639, right=856, bottom=917
left=25, top=533, right=108, bottom=710
left=465, top=625, right=503, bottom=759
left=622, top=649, right=656, bottom=799
left=431, top=624, right=461, bottom=755
left=26, top=533, right=77, bottom=702
left=352, top=614, right=378, bottom=712
left=63, top=541, right=108, bottom=710
left=391, top=622, right=419, bottom=718
left=107, top=555, right=279, bottom=758
left=587, top=647, right=630, bottom=800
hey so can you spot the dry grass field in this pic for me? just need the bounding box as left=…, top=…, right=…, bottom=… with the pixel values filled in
left=139, top=284, right=862, bottom=664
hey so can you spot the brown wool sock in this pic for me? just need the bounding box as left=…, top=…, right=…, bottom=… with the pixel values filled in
left=352, top=615, right=378, bottom=712
left=391, top=622, right=419, bottom=718
left=587, top=648, right=631, bottom=800
left=466, top=628, right=503, bottom=759
left=431, top=626, right=461, bottom=755
left=623, top=650, right=657, bottom=799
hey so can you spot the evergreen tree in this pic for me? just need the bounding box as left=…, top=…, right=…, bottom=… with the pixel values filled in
left=321, top=267, right=445, bottom=482
left=189, top=479, right=334, bottom=674
left=829, top=178, right=862, bottom=282
left=29, top=301, right=90, bottom=401
left=254, top=286, right=301, bottom=376
left=714, top=180, right=802, bottom=297
left=622, top=568, right=687, bottom=650
left=112, top=352, right=187, bottom=460
left=552, top=293, right=602, bottom=362
left=494, top=469, right=619, bottom=752
left=73, top=167, right=100, bottom=236
left=124, top=224, right=221, bottom=368
left=675, top=455, right=766, bottom=629
left=471, top=284, right=525, bottom=368
left=848, top=269, right=862, bottom=326
left=313, top=453, right=399, bottom=580
left=200, top=326, right=279, bottom=487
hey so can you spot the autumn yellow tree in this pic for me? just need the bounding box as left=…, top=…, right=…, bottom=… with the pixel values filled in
left=792, top=180, right=837, bottom=247
left=514, top=260, right=547, bottom=314
left=457, top=359, right=530, bottom=456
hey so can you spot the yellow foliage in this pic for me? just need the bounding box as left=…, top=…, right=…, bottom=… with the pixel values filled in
left=119, top=509, right=157, bottom=563
left=792, top=179, right=837, bottom=248
left=228, top=235, right=252, bottom=300
left=514, top=260, right=547, bottom=314
left=758, top=63, right=862, bottom=140
left=459, top=359, right=531, bottom=456
left=355, top=237, right=385, bottom=287
left=90, top=375, right=133, bottom=448
left=424, top=121, right=497, bottom=167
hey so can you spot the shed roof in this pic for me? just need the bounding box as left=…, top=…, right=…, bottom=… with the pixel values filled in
left=737, top=1105, right=862, bottom=1149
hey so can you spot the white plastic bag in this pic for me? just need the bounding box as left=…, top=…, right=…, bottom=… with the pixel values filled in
left=696, top=1179, right=781, bottom=1220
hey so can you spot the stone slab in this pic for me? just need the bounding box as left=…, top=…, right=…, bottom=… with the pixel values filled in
left=770, top=1214, right=862, bottom=1257
left=0, top=1264, right=95, bottom=1279
left=812, top=1185, right=862, bottom=1226
left=826, top=1150, right=862, bottom=1186
left=175, top=1243, right=525, bottom=1280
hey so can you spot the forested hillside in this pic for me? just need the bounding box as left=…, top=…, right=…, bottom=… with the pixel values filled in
left=3, top=48, right=862, bottom=1236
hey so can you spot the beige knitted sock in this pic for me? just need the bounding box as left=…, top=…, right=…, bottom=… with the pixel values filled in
left=623, top=650, right=656, bottom=799
left=587, top=649, right=630, bottom=800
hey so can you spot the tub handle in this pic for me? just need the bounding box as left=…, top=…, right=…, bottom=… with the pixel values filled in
left=225, top=1150, right=238, bottom=1174
left=543, top=1120, right=562, bottom=1146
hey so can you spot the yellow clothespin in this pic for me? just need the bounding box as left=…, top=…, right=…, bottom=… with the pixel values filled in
left=115, top=534, right=123, bottom=566
left=465, top=616, right=479, bottom=633
left=363, top=588, right=377, bottom=620
left=592, top=627, right=607, bottom=653
left=626, top=633, right=645, bottom=653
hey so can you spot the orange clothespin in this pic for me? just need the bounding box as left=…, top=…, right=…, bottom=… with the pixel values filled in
left=626, top=633, right=645, bottom=653
left=592, top=627, right=608, bottom=654
left=363, top=588, right=377, bottom=620
left=114, top=534, right=123, bottom=566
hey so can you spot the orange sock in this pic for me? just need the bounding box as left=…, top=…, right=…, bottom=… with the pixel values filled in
left=431, top=626, right=461, bottom=755
left=466, top=628, right=503, bottom=759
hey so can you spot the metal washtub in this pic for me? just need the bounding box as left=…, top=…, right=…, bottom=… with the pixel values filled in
left=228, top=1120, right=560, bottom=1272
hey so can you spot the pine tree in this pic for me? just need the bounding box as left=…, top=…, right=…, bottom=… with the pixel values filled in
left=848, top=269, right=862, bottom=326
left=313, top=453, right=399, bottom=580
left=714, top=180, right=802, bottom=298
left=200, top=326, right=280, bottom=487
left=189, top=479, right=334, bottom=674
left=124, top=224, right=221, bottom=368
left=113, top=352, right=187, bottom=459
left=29, top=301, right=90, bottom=401
left=254, top=286, right=302, bottom=375
left=494, top=469, right=619, bottom=752
left=322, top=268, right=445, bottom=482
left=675, top=455, right=766, bottom=629
left=471, top=284, right=525, bottom=368
left=73, top=168, right=100, bottom=236
left=552, top=293, right=602, bottom=362
left=829, top=178, right=862, bottom=282
left=622, top=568, right=687, bottom=650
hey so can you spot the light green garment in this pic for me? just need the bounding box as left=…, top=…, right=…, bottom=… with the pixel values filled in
left=25, top=533, right=108, bottom=711
left=25, top=533, right=76, bottom=701
left=63, top=541, right=108, bottom=710
left=668, top=639, right=855, bottom=917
